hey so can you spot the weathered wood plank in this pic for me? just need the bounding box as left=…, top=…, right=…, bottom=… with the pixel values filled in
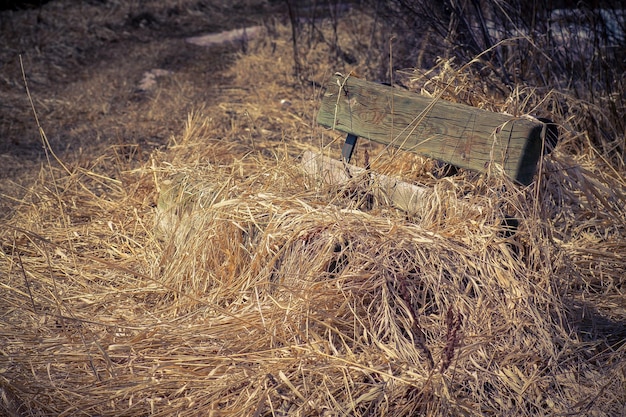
left=301, top=150, right=483, bottom=216
left=317, top=74, right=548, bottom=185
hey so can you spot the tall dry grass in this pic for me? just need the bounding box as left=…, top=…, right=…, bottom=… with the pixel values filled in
left=1, top=4, right=625, bottom=417
left=365, top=0, right=625, bottom=168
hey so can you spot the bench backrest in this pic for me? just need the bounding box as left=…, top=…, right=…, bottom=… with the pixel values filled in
left=317, top=74, right=554, bottom=185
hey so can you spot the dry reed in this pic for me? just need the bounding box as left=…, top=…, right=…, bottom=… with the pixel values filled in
left=1, top=6, right=625, bottom=417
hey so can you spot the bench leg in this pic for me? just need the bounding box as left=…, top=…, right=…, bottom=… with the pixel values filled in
left=341, top=134, right=359, bottom=163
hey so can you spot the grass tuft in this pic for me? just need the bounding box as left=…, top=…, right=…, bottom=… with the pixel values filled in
left=1, top=2, right=625, bottom=416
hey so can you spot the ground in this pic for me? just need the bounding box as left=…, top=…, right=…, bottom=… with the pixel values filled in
left=0, top=0, right=282, bottom=217
left=1, top=2, right=625, bottom=416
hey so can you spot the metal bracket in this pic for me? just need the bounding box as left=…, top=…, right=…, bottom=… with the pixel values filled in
left=341, top=134, right=359, bottom=163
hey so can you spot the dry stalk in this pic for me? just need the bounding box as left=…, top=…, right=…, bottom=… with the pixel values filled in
left=440, top=306, right=462, bottom=374
left=0, top=5, right=625, bottom=416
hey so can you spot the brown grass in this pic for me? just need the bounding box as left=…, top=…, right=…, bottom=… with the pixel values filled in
left=1, top=2, right=625, bottom=416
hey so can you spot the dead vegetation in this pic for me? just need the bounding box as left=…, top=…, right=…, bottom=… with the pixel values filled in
left=1, top=1, right=625, bottom=416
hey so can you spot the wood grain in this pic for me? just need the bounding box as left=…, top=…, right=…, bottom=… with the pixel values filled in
left=301, top=150, right=483, bottom=216
left=317, top=74, right=548, bottom=185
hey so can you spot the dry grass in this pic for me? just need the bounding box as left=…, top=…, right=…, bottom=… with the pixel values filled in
left=1, top=3, right=626, bottom=417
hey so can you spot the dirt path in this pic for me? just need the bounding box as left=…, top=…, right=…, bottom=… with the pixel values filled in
left=0, top=0, right=281, bottom=217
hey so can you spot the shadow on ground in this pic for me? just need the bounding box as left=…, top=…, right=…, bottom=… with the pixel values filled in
left=0, top=0, right=282, bottom=218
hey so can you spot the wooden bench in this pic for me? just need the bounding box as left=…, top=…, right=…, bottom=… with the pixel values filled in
left=315, top=73, right=557, bottom=186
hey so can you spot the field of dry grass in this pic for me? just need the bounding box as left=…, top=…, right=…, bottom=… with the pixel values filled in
left=1, top=1, right=625, bottom=416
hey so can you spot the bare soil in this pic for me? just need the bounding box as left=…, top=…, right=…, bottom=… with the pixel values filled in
left=0, top=0, right=281, bottom=217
